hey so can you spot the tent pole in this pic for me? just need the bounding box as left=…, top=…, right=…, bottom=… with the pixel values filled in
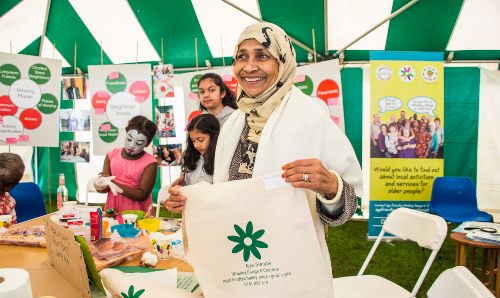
left=38, top=0, right=52, bottom=56
left=334, top=0, right=420, bottom=57
left=195, top=37, right=199, bottom=71
left=221, top=0, right=322, bottom=59
left=312, top=29, right=317, bottom=63
left=324, top=0, right=328, bottom=55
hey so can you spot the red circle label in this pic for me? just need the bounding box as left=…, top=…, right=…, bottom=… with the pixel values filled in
left=92, top=91, right=111, bottom=110
left=129, top=80, right=150, bottom=103
left=0, top=95, right=18, bottom=116
left=19, top=108, right=42, bottom=129
left=187, top=110, right=202, bottom=123
left=316, top=79, right=340, bottom=105
left=223, top=76, right=238, bottom=96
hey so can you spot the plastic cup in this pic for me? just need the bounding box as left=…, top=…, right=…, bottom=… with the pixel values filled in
left=122, top=214, right=138, bottom=227
left=0, top=214, right=13, bottom=228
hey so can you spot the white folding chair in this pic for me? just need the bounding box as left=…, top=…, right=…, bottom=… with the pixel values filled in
left=155, top=185, right=169, bottom=218
left=332, top=208, right=447, bottom=298
left=427, top=266, right=495, bottom=298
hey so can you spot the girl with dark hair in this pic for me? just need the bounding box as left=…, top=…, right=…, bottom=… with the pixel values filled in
left=94, top=115, right=158, bottom=216
left=198, top=73, right=237, bottom=125
left=181, top=114, right=220, bottom=185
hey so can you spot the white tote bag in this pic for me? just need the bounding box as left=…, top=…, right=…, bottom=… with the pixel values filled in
left=182, top=175, right=334, bottom=298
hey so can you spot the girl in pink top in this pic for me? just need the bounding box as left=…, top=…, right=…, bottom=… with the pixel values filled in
left=94, top=116, right=158, bottom=216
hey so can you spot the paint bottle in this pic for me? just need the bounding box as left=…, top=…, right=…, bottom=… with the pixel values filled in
left=56, top=173, right=68, bottom=210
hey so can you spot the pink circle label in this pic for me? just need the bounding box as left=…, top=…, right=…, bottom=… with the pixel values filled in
left=92, top=91, right=111, bottom=110
left=0, top=95, right=18, bottom=116
left=129, top=81, right=150, bottom=103
left=223, top=76, right=238, bottom=96
left=19, top=108, right=42, bottom=130
left=316, top=79, right=340, bottom=104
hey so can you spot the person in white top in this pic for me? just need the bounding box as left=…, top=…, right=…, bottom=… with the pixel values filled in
left=164, top=22, right=362, bottom=277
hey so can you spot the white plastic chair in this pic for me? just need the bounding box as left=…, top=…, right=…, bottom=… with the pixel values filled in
left=427, top=266, right=495, bottom=298
left=155, top=185, right=169, bottom=218
left=83, top=176, right=107, bottom=206
left=332, top=208, right=448, bottom=298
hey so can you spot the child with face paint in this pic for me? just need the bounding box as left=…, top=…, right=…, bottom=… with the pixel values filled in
left=94, top=116, right=158, bottom=216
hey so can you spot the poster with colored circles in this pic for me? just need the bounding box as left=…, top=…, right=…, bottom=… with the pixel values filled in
left=88, top=64, right=152, bottom=155
left=0, top=53, right=61, bottom=147
left=294, top=60, right=345, bottom=131
left=177, top=66, right=237, bottom=123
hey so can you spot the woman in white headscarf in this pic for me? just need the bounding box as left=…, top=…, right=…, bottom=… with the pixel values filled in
left=165, top=22, right=362, bottom=275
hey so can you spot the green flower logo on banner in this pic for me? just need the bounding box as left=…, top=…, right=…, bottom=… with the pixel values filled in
left=121, top=285, right=145, bottom=298
left=228, top=221, right=268, bottom=262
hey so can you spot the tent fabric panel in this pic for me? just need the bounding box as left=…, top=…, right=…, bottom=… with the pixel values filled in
left=443, top=67, right=480, bottom=182
left=0, top=0, right=21, bottom=17
left=341, top=67, right=363, bottom=164
left=259, top=0, right=324, bottom=61
left=45, top=0, right=112, bottom=73
left=130, top=0, right=214, bottom=68
left=385, top=0, right=463, bottom=52
left=19, top=37, right=41, bottom=56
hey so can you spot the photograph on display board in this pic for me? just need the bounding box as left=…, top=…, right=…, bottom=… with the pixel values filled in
left=155, top=105, right=176, bottom=138
left=370, top=111, right=444, bottom=159
left=153, top=144, right=182, bottom=166
left=60, top=141, right=90, bottom=163
left=60, top=109, right=91, bottom=132
left=153, top=64, right=174, bottom=98
left=62, top=76, right=86, bottom=100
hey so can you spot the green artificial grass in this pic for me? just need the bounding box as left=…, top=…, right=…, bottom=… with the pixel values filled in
left=46, top=202, right=458, bottom=297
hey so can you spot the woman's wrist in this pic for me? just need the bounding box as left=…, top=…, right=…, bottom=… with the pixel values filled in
left=317, top=170, right=343, bottom=204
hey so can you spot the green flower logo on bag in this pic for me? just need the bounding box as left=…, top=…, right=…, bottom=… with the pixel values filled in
left=121, top=285, right=145, bottom=298
left=227, top=221, right=268, bottom=262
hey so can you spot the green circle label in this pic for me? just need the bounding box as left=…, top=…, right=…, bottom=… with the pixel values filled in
left=0, top=64, right=21, bottom=86
left=106, top=72, right=127, bottom=93
left=99, top=122, right=119, bottom=143
left=28, top=63, right=51, bottom=84
left=294, top=75, right=313, bottom=96
left=190, top=74, right=202, bottom=93
left=37, top=93, right=58, bottom=114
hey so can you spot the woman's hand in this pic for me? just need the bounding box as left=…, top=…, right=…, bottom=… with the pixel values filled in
left=282, top=158, right=338, bottom=197
left=163, top=185, right=186, bottom=213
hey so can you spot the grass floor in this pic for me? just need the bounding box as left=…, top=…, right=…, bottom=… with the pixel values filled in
left=46, top=203, right=458, bottom=297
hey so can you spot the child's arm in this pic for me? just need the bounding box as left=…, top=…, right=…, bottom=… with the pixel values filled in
left=112, top=163, right=158, bottom=202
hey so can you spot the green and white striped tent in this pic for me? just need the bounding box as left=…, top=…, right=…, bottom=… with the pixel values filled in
left=1, top=0, right=499, bottom=70
left=1, top=0, right=499, bottom=214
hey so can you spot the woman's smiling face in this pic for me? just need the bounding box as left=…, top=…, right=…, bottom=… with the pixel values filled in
left=233, top=39, right=279, bottom=97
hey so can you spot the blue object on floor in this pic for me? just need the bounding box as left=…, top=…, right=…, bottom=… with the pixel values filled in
left=430, top=176, right=493, bottom=223
left=10, top=182, right=46, bottom=223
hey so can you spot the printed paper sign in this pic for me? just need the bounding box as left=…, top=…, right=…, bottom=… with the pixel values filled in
left=0, top=53, right=61, bottom=147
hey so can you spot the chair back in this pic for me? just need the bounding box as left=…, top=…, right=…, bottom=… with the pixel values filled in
left=155, top=186, right=169, bottom=218
left=384, top=207, right=447, bottom=250
left=83, top=176, right=107, bottom=206
left=431, top=176, right=477, bottom=210
left=430, top=176, right=492, bottom=222
left=358, top=208, right=447, bottom=297
left=427, top=266, right=495, bottom=298
left=10, top=182, right=46, bottom=223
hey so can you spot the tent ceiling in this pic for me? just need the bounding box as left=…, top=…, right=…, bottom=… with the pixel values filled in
left=0, top=0, right=498, bottom=74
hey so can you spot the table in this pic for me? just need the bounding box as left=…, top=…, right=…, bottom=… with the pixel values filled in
left=450, top=232, right=500, bottom=297
left=0, top=215, right=192, bottom=297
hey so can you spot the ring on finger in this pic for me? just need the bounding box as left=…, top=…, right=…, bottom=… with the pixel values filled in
left=302, top=173, right=310, bottom=182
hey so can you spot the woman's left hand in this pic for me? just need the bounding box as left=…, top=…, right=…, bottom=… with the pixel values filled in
left=282, top=158, right=338, bottom=196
